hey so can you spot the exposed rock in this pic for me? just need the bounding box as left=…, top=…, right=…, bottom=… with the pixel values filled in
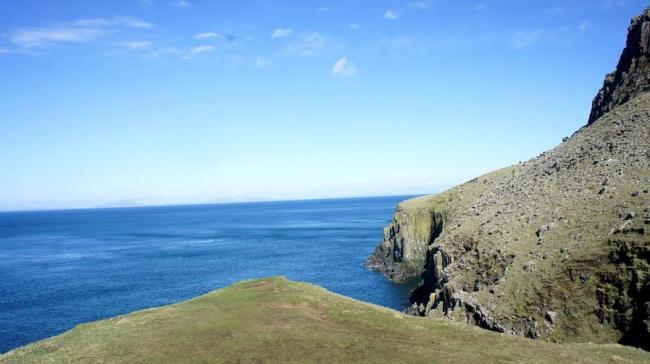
left=523, top=261, right=535, bottom=272
left=535, top=223, right=556, bottom=238
left=589, top=7, right=650, bottom=124
left=367, top=208, right=444, bottom=282
left=545, top=311, right=558, bottom=325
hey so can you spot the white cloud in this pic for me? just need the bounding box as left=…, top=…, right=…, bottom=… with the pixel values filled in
left=544, top=6, right=565, bottom=16
left=510, top=30, right=543, bottom=49
left=113, top=16, right=153, bottom=29
left=271, top=28, right=293, bottom=38
left=350, top=23, right=361, bottom=30
left=174, top=1, right=190, bottom=8
left=139, top=0, right=154, bottom=5
left=409, top=1, right=429, bottom=10
left=601, top=0, right=631, bottom=9
left=119, top=41, right=151, bottom=50
left=384, top=10, right=399, bottom=20
left=579, top=20, right=592, bottom=32
left=116, top=41, right=178, bottom=58
left=386, top=36, right=413, bottom=48
left=194, top=32, right=220, bottom=40
left=11, top=27, right=103, bottom=48
left=10, top=16, right=153, bottom=49
left=74, top=16, right=153, bottom=29
left=190, top=44, right=215, bottom=54
left=471, top=3, right=486, bottom=11
left=287, top=32, right=326, bottom=57
left=256, top=56, right=269, bottom=67
left=331, top=57, right=357, bottom=77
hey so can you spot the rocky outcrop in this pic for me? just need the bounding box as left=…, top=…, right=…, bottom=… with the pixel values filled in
left=599, top=232, right=650, bottom=349
left=370, top=7, right=650, bottom=350
left=367, top=206, right=444, bottom=282
left=589, top=7, right=650, bottom=124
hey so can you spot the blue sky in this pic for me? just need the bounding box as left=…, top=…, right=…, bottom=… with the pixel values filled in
left=0, top=0, right=646, bottom=211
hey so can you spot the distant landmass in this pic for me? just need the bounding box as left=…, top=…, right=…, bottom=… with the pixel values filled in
left=95, top=200, right=142, bottom=209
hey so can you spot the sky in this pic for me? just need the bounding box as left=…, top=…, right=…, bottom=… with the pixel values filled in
left=0, top=0, right=647, bottom=211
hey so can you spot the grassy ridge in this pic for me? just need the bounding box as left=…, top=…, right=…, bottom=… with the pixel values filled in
left=2, top=277, right=649, bottom=363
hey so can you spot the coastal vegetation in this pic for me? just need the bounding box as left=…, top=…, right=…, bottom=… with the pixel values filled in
left=2, top=277, right=649, bottom=363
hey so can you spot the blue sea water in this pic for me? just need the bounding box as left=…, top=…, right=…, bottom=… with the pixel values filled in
left=0, top=196, right=418, bottom=353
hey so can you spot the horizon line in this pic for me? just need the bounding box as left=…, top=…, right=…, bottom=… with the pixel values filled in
left=0, top=193, right=428, bottom=214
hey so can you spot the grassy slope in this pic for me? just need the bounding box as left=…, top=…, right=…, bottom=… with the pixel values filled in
left=380, top=93, right=650, bottom=343
left=2, top=277, right=649, bottom=363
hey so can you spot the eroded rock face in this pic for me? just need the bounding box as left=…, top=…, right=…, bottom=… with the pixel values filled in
left=589, top=7, right=650, bottom=124
left=367, top=207, right=443, bottom=282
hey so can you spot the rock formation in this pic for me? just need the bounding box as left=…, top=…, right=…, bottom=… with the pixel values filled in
left=589, top=8, right=650, bottom=124
left=370, top=7, right=650, bottom=350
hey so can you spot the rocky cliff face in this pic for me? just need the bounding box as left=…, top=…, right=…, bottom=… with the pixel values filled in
left=370, top=7, right=650, bottom=350
left=589, top=8, right=650, bottom=124
left=367, top=205, right=443, bottom=282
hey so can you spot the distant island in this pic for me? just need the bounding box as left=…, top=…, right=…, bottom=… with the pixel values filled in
left=95, top=200, right=142, bottom=209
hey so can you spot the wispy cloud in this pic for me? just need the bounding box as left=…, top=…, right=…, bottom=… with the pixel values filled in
left=118, top=41, right=151, bottom=50
left=74, top=16, right=153, bottom=29
left=350, top=23, right=361, bottom=30
left=384, top=10, right=399, bottom=20
left=190, top=44, right=215, bottom=54
left=173, top=0, right=190, bottom=8
left=470, top=3, right=486, bottom=11
left=510, top=30, right=543, bottom=49
left=271, top=28, right=293, bottom=38
left=9, top=16, right=153, bottom=49
left=287, top=32, right=326, bottom=57
left=194, top=32, right=220, bottom=40
left=331, top=57, right=357, bottom=77
left=544, top=6, right=565, bottom=16
left=385, top=36, right=414, bottom=49
left=11, top=28, right=102, bottom=48
left=256, top=56, right=269, bottom=67
left=579, top=20, right=592, bottom=32
left=115, top=41, right=178, bottom=58
left=601, top=0, right=632, bottom=9
left=409, top=1, right=429, bottom=10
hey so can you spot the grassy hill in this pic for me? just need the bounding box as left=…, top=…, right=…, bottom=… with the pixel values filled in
left=368, top=8, right=650, bottom=349
left=2, top=277, right=649, bottom=363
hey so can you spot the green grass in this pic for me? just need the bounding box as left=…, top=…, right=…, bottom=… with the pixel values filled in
left=3, top=277, right=649, bottom=363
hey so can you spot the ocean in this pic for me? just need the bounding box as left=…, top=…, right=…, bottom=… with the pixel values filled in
left=0, top=196, right=418, bottom=353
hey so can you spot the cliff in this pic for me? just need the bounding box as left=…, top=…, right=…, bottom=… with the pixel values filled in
left=370, top=7, right=650, bottom=349
left=3, top=277, right=649, bottom=363
left=589, top=8, right=650, bottom=124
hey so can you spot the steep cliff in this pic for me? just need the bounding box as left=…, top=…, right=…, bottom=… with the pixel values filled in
left=367, top=204, right=443, bottom=282
left=370, top=7, right=650, bottom=349
left=589, top=8, right=650, bottom=124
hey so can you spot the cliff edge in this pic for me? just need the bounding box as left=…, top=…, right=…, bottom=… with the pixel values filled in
left=370, top=7, right=650, bottom=349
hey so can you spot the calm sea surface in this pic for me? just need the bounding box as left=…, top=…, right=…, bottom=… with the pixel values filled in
left=0, top=196, right=418, bottom=353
